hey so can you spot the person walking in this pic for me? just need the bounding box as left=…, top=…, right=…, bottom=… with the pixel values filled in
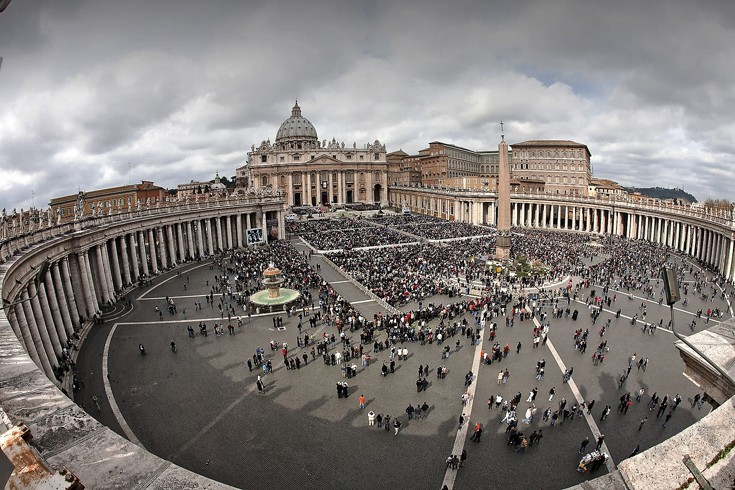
left=393, top=418, right=402, bottom=435
left=595, top=435, right=605, bottom=451
left=579, top=437, right=590, bottom=454
left=548, top=387, right=556, bottom=401
left=359, top=394, right=365, bottom=409
left=638, top=417, right=647, bottom=431
left=587, top=399, right=595, bottom=414
left=256, top=375, right=264, bottom=394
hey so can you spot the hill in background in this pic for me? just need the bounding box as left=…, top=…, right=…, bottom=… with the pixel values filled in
left=624, top=186, right=697, bottom=203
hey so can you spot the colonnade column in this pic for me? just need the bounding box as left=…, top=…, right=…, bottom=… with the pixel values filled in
left=20, top=289, right=55, bottom=380
left=95, top=245, right=111, bottom=304
left=42, top=272, right=67, bottom=347
left=168, top=225, right=177, bottom=265
left=110, top=238, right=122, bottom=292
left=148, top=229, right=159, bottom=274
left=206, top=219, right=215, bottom=255
left=12, top=303, right=42, bottom=372
left=226, top=215, right=233, bottom=250
left=215, top=217, right=224, bottom=252
left=177, top=223, right=186, bottom=261
left=128, top=234, right=139, bottom=282
left=78, top=251, right=98, bottom=316
left=60, top=257, right=80, bottom=325
left=51, top=261, right=75, bottom=338
left=35, top=281, right=62, bottom=357
left=196, top=221, right=205, bottom=257
left=236, top=214, right=243, bottom=248
left=138, top=231, right=149, bottom=276
left=157, top=227, right=168, bottom=270
left=187, top=222, right=195, bottom=258
left=28, top=282, right=59, bottom=368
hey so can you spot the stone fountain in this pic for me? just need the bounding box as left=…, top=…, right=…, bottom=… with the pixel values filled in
left=249, top=262, right=301, bottom=312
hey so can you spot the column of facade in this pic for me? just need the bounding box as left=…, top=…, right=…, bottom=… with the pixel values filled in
left=109, top=238, right=123, bottom=292
left=94, top=245, right=111, bottom=304
left=305, top=174, right=312, bottom=206
left=328, top=172, right=334, bottom=204
left=337, top=171, right=344, bottom=205
left=287, top=174, right=294, bottom=205
left=51, top=261, right=75, bottom=338
left=60, top=257, right=81, bottom=325
left=41, top=273, right=67, bottom=348
left=12, top=303, right=42, bottom=371
left=28, top=282, right=59, bottom=366
left=20, top=289, right=55, bottom=380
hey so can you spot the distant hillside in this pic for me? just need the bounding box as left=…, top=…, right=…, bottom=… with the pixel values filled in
left=623, top=186, right=697, bottom=203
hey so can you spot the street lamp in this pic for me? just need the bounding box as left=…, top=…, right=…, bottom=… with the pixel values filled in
left=0, top=261, right=49, bottom=311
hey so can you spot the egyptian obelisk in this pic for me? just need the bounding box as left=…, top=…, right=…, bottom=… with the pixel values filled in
left=495, top=122, right=511, bottom=259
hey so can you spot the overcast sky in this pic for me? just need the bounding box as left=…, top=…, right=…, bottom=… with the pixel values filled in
left=1, top=0, right=734, bottom=211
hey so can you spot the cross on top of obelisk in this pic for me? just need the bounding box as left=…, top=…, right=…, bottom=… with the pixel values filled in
left=500, top=121, right=505, bottom=141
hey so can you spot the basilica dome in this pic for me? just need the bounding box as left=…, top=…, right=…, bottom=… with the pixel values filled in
left=275, top=101, right=318, bottom=144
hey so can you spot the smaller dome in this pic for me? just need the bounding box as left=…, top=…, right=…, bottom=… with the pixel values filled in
left=275, top=101, right=318, bottom=143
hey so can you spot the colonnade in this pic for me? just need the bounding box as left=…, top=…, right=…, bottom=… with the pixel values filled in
left=390, top=186, right=735, bottom=280
left=2, top=205, right=284, bottom=386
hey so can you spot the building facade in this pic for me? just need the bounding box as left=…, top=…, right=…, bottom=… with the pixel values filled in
left=237, top=102, right=389, bottom=208
left=509, top=140, right=592, bottom=196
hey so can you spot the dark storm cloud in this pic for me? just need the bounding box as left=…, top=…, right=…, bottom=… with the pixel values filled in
left=0, top=0, right=734, bottom=211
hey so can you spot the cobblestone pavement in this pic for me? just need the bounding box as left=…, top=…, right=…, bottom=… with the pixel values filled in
left=74, top=246, right=728, bottom=490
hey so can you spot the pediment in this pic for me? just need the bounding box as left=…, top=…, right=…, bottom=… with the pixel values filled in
left=307, top=155, right=342, bottom=165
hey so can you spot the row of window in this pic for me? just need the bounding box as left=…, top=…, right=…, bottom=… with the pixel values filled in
left=514, top=162, right=586, bottom=171
left=513, top=149, right=585, bottom=158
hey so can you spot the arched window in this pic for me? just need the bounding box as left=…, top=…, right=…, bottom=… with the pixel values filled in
left=261, top=175, right=268, bottom=186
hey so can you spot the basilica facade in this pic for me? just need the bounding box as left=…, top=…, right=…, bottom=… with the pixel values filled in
left=236, top=102, right=389, bottom=208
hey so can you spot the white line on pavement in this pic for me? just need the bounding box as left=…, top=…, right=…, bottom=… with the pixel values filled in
left=536, top=316, right=616, bottom=473
left=441, top=329, right=485, bottom=490
left=103, top=323, right=141, bottom=446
